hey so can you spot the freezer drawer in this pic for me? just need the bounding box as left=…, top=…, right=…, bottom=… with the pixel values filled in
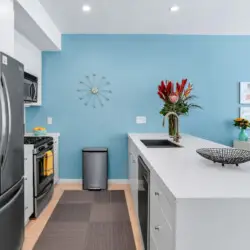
left=0, top=178, right=24, bottom=250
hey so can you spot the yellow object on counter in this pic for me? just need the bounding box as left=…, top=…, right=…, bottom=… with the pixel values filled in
left=33, top=127, right=46, bottom=131
left=43, top=151, right=54, bottom=176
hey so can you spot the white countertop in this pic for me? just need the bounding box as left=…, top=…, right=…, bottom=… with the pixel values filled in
left=25, top=132, right=60, bottom=137
left=129, top=133, right=250, bottom=199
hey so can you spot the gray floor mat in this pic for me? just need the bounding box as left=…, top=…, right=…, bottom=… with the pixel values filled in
left=33, top=190, right=136, bottom=250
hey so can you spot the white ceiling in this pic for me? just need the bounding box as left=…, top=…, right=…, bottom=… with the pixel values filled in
left=39, top=0, right=250, bottom=34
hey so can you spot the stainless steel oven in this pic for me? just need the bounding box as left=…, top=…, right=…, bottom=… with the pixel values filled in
left=33, top=139, right=54, bottom=217
left=34, top=145, right=54, bottom=194
left=138, top=156, right=150, bottom=250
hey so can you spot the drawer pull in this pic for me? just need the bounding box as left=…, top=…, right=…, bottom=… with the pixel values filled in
left=155, top=191, right=160, bottom=196
left=25, top=206, right=28, bottom=210
left=155, top=225, right=161, bottom=231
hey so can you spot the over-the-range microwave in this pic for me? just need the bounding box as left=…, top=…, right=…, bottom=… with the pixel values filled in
left=24, top=71, right=38, bottom=103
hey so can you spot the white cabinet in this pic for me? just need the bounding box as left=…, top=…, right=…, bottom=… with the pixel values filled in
left=234, top=140, right=250, bottom=151
left=128, top=137, right=139, bottom=215
left=15, top=31, right=42, bottom=106
left=150, top=172, right=175, bottom=250
left=53, top=136, right=60, bottom=184
left=150, top=235, right=158, bottom=250
left=129, top=134, right=250, bottom=250
left=0, top=1, right=14, bottom=56
left=24, top=145, right=34, bottom=225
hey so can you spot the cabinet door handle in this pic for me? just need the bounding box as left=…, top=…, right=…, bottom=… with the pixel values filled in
left=24, top=176, right=27, bottom=181
left=155, top=225, right=161, bottom=231
left=24, top=158, right=27, bottom=161
left=25, top=206, right=28, bottom=210
left=155, top=191, right=160, bottom=196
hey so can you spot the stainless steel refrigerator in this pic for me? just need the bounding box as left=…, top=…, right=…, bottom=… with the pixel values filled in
left=0, top=52, right=24, bottom=250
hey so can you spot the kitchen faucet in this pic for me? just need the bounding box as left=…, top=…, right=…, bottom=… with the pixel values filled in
left=164, top=112, right=180, bottom=143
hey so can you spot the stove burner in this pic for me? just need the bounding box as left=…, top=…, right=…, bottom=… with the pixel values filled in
left=24, top=136, right=53, bottom=148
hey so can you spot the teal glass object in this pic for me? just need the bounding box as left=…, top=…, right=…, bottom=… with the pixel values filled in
left=239, top=129, right=248, bottom=141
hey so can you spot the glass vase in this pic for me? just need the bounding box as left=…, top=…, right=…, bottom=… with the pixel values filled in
left=168, top=115, right=177, bottom=137
left=238, top=128, right=248, bottom=141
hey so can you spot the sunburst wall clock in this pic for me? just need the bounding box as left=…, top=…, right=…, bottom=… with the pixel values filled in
left=77, top=74, right=112, bottom=108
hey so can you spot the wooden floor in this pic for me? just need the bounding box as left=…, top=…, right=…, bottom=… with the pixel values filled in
left=22, top=183, right=143, bottom=250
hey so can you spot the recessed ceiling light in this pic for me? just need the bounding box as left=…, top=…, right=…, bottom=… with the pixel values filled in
left=170, top=5, right=180, bottom=12
left=82, top=4, right=91, bottom=12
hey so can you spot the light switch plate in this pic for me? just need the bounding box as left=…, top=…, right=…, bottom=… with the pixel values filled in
left=136, top=116, right=147, bottom=124
left=47, top=117, right=53, bottom=125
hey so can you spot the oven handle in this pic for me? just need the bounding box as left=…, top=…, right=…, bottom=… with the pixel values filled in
left=37, top=182, right=53, bottom=201
left=36, top=153, right=47, bottom=159
left=36, top=150, right=53, bottom=159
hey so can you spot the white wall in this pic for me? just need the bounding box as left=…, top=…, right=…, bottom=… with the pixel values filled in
left=14, top=30, right=42, bottom=106
left=0, top=0, right=14, bottom=56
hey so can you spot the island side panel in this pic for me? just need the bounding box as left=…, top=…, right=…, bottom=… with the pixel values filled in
left=176, top=198, right=250, bottom=250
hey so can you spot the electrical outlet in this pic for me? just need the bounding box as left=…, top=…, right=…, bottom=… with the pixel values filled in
left=136, top=116, right=147, bottom=124
left=47, top=117, right=53, bottom=125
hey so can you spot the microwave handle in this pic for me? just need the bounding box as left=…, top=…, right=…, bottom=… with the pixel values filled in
left=30, top=83, right=36, bottom=100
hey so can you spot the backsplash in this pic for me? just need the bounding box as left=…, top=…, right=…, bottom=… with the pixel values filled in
left=26, top=34, right=250, bottom=179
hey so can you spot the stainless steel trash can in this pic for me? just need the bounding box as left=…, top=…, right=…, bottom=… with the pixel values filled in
left=82, top=148, right=108, bottom=190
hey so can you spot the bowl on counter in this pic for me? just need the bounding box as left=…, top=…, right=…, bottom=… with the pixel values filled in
left=196, top=148, right=250, bottom=166
left=33, top=127, right=47, bottom=136
left=33, top=130, right=47, bottom=136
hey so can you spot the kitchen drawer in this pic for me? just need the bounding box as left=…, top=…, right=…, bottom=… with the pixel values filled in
left=150, top=197, right=174, bottom=250
left=151, top=175, right=175, bottom=229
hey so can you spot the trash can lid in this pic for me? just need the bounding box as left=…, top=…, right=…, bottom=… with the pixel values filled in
left=82, top=147, right=108, bottom=152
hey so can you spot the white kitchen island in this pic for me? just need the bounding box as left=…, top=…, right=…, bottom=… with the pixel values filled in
left=128, top=133, right=250, bottom=250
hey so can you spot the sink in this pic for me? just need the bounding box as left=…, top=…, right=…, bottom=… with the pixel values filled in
left=140, top=139, right=182, bottom=148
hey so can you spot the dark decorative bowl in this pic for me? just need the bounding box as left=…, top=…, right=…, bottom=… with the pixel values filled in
left=196, top=148, right=250, bottom=166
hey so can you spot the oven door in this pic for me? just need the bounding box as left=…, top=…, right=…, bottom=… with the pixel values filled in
left=34, top=180, right=54, bottom=218
left=34, top=148, right=54, bottom=196
left=138, top=156, right=150, bottom=250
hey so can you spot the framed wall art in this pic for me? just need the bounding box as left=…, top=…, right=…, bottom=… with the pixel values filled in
left=240, top=82, right=250, bottom=104
left=240, top=107, right=250, bottom=121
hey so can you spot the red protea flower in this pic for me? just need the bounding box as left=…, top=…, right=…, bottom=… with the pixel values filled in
left=179, top=79, right=188, bottom=95
left=165, top=81, right=173, bottom=95
left=158, top=91, right=165, bottom=100
left=176, top=82, right=181, bottom=94
left=158, top=81, right=167, bottom=101
left=169, top=92, right=179, bottom=104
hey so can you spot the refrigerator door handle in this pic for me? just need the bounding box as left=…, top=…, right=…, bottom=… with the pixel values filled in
left=0, top=78, right=7, bottom=168
left=0, top=181, right=24, bottom=214
left=1, top=73, right=12, bottom=169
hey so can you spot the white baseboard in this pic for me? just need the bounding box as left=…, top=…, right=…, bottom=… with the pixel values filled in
left=108, top=179, right=129, bottom=184
left=58, top=179, right=128, bottom=184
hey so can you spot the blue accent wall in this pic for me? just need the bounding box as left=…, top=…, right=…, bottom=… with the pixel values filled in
left=26, top=35, right=250, bottom=179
